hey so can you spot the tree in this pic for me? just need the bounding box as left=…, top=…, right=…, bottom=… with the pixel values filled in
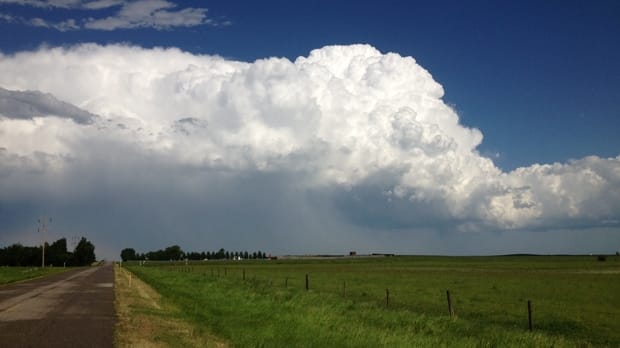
left=0, top=243, right=42, bottom=266
left=164, top=245, right=183, bottom=260
left=72, top=237, right=96, bottom=266
left=47, top=238, right=69, bottom=266
left=120, top=248, right=137, bottom=262
left=0, top=244, right=25, bottom=266
left=187, top=251, right=202, bottom=260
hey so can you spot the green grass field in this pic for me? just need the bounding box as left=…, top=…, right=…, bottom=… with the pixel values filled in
left=0, top=266, right=69, bottom=285
left=125, top=256, right=620, bottom=347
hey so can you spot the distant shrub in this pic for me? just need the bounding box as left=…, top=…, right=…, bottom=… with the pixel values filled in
left=597, top=255, right=607, bottom=262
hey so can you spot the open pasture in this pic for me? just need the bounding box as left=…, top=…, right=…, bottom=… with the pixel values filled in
left=126, top=255, right=620, bottom=347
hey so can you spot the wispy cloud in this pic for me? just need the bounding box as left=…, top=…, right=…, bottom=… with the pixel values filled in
left=0, top=0, right=123, bottom=10
left=0, top=0, right=221, bottom=31
left=84, top=0, right=210, bottom=30
left=28, top=17, right=80, bottom=31
left=0, top=11, right=15, bottom=22
left=82, top=0, right=124, bottom=10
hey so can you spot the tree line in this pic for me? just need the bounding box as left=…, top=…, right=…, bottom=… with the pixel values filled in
left=120, top=245, right=269, bottom=262
left=0, top=237, right=96, bottom=267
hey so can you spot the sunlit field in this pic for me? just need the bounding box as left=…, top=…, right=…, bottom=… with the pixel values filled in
left=125, top=255, right=620, bottom=347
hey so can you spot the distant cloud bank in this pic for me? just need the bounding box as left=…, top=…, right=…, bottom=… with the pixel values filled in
left=0, top=44, right=618, bottom=255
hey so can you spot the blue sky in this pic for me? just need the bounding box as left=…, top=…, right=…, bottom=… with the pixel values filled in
left=0, top=0, right=619, bottom=258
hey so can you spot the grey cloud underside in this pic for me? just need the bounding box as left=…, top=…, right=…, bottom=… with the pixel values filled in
left=0, top=87, right=97, bottom=124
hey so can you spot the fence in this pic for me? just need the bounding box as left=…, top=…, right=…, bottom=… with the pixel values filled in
left=136, top=263, right=540, bottom=332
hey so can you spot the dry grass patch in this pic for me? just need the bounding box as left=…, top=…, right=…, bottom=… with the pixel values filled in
left=114, top=265, right=227, bottom=348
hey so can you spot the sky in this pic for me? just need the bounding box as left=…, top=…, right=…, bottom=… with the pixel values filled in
left=0, top=0, right=619, bottom=260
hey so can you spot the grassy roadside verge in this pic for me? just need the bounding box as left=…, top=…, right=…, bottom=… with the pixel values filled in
left=0, top=267, right=69, bottom=285
left=114, top=264, right=228, bottom=348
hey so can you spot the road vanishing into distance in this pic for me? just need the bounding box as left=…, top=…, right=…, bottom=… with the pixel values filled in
left=0, top=263, right=114, bottom=347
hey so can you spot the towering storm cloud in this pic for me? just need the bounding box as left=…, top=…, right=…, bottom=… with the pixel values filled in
left=0, top=44, right=618, bottom=256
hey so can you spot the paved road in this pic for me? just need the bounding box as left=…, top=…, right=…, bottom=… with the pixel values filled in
left=0, top=264, right=115, bottom=347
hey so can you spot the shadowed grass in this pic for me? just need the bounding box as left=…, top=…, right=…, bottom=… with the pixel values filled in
left=0, top=266, right=69, bottom=285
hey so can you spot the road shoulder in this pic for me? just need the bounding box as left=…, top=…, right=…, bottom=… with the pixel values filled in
left=114, top=265, right=228, bottom=348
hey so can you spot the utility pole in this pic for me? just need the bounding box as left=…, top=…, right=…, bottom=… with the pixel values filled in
left=39, top=217, right=51, bottom=268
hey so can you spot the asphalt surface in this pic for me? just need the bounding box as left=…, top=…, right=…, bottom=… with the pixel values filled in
left=0, top=263, right=115, bottom=348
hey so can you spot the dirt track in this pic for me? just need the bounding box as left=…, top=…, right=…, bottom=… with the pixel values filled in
left=0, top=264, right=114, bottom=347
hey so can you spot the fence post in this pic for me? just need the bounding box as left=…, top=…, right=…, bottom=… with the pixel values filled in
left=446, top=290, right=454, bottom=318
left=343, top=281, right=346, bottom=297
left=243, top=269, right=246, bottom=281
left=285, top=277, right=288, bottom=288
left=386, top=288, right=390, bottom=307
left=527, top=300, right=533, bottom=331
left=305, top=273, right=309, bottom=291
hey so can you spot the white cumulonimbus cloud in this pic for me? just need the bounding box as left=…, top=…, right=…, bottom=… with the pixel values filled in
left=0, top=44, right=618, bottom=253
